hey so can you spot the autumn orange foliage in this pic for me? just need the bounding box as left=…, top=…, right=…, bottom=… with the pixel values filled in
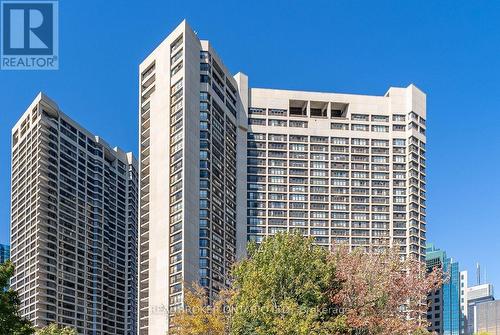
left=329, top=246, right=442, bottom=335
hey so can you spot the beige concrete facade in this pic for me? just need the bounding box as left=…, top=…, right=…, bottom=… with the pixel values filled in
left=10, top=93, right=138, bottom=334
left=138, top=21, right=244, bottom=335
left=140, top=20, right=427, bottom=334
left=243, top=85, right=426, bottom=257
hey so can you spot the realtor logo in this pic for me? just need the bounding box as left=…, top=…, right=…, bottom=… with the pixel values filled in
left=1, top=0, right=58, bottom=70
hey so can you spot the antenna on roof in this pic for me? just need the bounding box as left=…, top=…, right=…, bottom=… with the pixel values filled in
left=477, top=262, right=481, bottom=285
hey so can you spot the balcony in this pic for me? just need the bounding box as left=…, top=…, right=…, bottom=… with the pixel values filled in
left=289, top=100, right=307, bottom=117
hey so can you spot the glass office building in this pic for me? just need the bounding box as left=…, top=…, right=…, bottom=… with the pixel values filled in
left=476, top=300, right=500, bottom=335
left=0, top=244, right=9, bottom=263
left=427, top=244, right=460, bottom=335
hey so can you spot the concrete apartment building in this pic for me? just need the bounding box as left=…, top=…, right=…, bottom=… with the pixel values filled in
left=138, top=21, right=245, bottom=335
left=10, top=93, right=138, bottom=334
left=244, top=82, right=427, bottom=258
left=139, top=20, right=427, bottom=334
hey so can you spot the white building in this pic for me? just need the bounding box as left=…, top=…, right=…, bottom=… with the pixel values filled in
left=460, top=270, right=495, bottom=335
left=461, top=270, right=469, bottom=333
left=244, top=84, right=427, bottom=258
left=138, top=21, right=245, bottom=335
left=10, top=93, right=138, bottom=334
left=139, top=20, right=427, bottom=334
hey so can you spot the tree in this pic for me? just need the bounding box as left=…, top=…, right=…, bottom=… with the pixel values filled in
left=328, top=246, right=442, bottom=335
left=230, top=233, right=343, bottom=335
left=0, top=261, right=35, bottom=335
left=170, top=284, right=232, bottom=335
left=36, top=324, right=77, bottom=335
left=412, top=329, right=433, bottom=335
left=171, top=234, right=442, bottom=335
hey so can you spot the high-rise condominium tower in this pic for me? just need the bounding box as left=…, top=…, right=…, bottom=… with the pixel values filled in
left=244, top=83, right=427, bottom=258
left=138, top=21, right=245, bottom=335
left=10, top=93, right=138, bottom=334
left=139, top=20, right=427, bottom=334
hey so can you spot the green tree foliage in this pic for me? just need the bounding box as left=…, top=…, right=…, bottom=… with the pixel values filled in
left=36, top=324, right=78, bottom=335
left=230, top=233, right=343, bottom=335
left=0, top=261, right=35, bottom=335
left=172, top=233, right=442, bottom=335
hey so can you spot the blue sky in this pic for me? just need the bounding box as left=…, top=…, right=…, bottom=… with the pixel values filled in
left=1, top=0, right=499, bottom=291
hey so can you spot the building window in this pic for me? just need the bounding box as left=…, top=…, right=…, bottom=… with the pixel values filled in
left=352, top=124, right=369, bottom=131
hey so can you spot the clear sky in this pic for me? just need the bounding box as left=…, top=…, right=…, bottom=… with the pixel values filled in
left=1, top=0, right=499, bottom=292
